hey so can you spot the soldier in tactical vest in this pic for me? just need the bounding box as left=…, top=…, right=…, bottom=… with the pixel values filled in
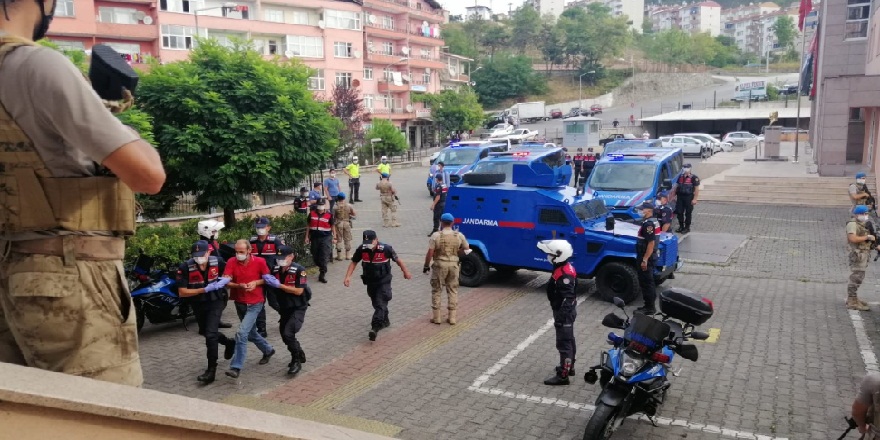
left=655, top=191, right=674, bottom=232
left=429, top=173, right=448, bottom=236
left=293, top=187, right=310, bottom=214
left=852, top=372, right=880, bottom=438
left=572, top=148, right=585, bottom=187
left=343, top=230, right=412, bottom=341
left=176, top=241, right=234, bottom=384
left=672, top=163, right=700, bottom=233
left=635, top=202, right=659, bottom=314
left=851, top=172, right=873, bottom=212
left=537, top=239, right=578, bottom=386
left=261, top=246, right=310, bottom=376
left=250, top=217, right=284, bottom=337
left=0, top=8, right=166, bottom=386
left=847, top=205, right=875, bottom=311
left=423, top=213, right=470, bottom=325
left=305, top=198, right=336, bottom=283
left=376, top=173, right=400, bottom=228
left=333, top=192, right=357, bottom=260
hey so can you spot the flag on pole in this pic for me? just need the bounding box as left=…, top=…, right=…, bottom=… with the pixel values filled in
left=798, top=0, right=813, bottom=31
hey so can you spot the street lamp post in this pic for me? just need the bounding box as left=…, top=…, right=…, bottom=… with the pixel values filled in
left=370, top=138, right=382, bottom=165
left=578, top=71, right=596, bottom=111
left=194, top=3, right=238, bottom=41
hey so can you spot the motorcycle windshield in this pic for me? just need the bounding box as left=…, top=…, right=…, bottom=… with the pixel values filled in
left=624, top=313, right=671, bottom=352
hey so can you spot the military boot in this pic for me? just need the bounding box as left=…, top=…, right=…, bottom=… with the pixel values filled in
left=197, top=366, right=216, bottom=384
left=847, top=297, right=871, bottom=311
left=543, top=371, right=570, bottom=386
left=447, top=309, right=457, bottom=325
left=344, top=251, right=350, bottom=260
left=335, top=251, right=343, bottom=261
left=297, top=348, right=307, bottom=364
left=288, top=360, right=302, bottom=375
left=431, top=309, right=442, bottom=324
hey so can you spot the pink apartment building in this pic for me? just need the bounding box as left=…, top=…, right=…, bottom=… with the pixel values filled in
left=46, top=0, right=447, bottom=151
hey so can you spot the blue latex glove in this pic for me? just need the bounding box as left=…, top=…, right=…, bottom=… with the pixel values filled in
left=214, top=277, right=231, bottom=288
left=262, top=274, right=281, bottom=288
left=204, top=281, right=220, bottom=293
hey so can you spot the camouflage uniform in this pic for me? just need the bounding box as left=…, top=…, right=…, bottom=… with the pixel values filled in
left=846, top=218, right=872, bottom=311
left=376, top=179, right=399, bottom=227
left=0, top=37, right=142, bottom=386
left=428, top=228, right=467, bottom=325
left=333, top=200, right=354, bottom=260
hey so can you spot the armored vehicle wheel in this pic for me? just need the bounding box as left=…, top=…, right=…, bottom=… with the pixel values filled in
left=596, top=261, right=639, bottom=304
left=460, top=251, right=489, bottom=287
left=462, top=172, right=505, bottom=186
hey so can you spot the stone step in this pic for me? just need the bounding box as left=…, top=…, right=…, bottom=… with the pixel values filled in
left=722, top=175, right=870, bottom=184
left=701, top=184, right=870, bottom=195
left=700, top=193, right=850, bottom=206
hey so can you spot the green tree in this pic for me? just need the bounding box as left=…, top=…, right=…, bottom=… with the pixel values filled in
left=539, top=19, right=565, bottom=73
left=462, top=18, right=488, bottom=57
left=772, top=15, right=796, bottom=52
left=364, top=119, right=407, bottom=160
left=559, top=4, right=630, bottom=76
left=136, top=39, right=340, bottom=226
left=325, top=83, right=367, bottom=167
left=413, top=89, right=484, bottom=135
left=509, top=5, right=541, bottom=54
left=472, top=54, right=546, bottom=108
left=441, top=22, right=479, bottom=59
left=480, top=21, right=511, bottom=58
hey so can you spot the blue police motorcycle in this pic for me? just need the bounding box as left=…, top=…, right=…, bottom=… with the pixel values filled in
left=127, top=253, right=191, bottom=332
left=582, top=288, right=713, bottom=439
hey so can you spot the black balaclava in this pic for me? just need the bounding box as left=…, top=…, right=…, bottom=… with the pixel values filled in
left=32, top=0, right=56, bottom=41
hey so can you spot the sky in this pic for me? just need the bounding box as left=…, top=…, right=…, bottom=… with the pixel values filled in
left=443, top=0, right=529, bottom=17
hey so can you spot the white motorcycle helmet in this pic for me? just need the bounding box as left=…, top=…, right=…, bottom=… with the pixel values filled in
left=537, top=239, right=573, bottom=265
left=197, top=219, right=225, bottom=239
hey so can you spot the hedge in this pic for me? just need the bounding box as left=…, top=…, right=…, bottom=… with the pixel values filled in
left=124, top=211, right=312, bottom=271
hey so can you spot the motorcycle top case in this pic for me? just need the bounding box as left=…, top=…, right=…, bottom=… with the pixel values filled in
left=659, top=287, right=713, bottom=325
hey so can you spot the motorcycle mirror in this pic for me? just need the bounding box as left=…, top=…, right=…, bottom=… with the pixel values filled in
left=676, top=344, right=699, bottom=362
left=690, top=331, right=710, bottom=341
left=612, top=297, right=626, bottom=308
left=601, top=313, right=626, bottom=329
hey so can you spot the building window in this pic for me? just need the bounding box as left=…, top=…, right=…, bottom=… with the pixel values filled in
left=55, top=0, right=74, bottom=16
left=334, top=42, right=353, bottom=58
left=382, top=42, right=393, bottom=55
left=54, top=40, right=85, bottom=51
left=364, top=94, right=374, bottom=109
left=326, top=10, right=361, bottom=30
left=382, top=15, right=394, bottom=29
left=105, top=42, right=141, bottom=55
left=851, top=108, right=864, bottom=121
left=565, top=123, right=585, bottom=134
left=291, top=10, right=312, bottom=25
left=287, top=36, right=323, bottom=58
left=846, top=0, right=871, bottom=39
left=99, top=7, right=139, bottom=24
left=364, top=67, right=373, bottom=80
left=335, top=72, right=353, bottom=88
left=383, top=68, right=392, bottom=81
left=422, top=71, right=430, bottom=84
left=264, top=9, right=283, bottom=23
left=159, top=0, right=192, bottom=13
left=308, top=69, right=325, bottom=91
left=161, top=25, right=195, bottom=50
left=420, top=48, right=431, bottom=59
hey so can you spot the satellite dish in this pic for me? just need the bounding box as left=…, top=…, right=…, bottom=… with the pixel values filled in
left=134, top=10, right=146, bottom=20
left=368, top=14, right=376, bottom=24
left=285, top=50, right=295, bottom=58
left=318, top=20, right=325, bottom=29
left=142, top=16, right=153, bottom=25
left=402, top=74, right=411, bottom=82
left=406, top=104, right=414, bottom=112
left=353, top=49, right=362, bottom=58
left=448, top=66, right=456, bottom=75
left=401, top=46, right=410, bottom=55
left=425, top=67, right=432, bottom=74
left=422, top=20, right=429, bottom=27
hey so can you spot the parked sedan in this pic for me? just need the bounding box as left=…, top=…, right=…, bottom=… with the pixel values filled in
left=722, top=131, right=759, bottom=148
left=675, top=132, right=732, bottom=154
left=550, top=108, right=563, bottom=119
left=660, top=135, right=712, bottom=157
left=589, top=104, right=603, bottom=114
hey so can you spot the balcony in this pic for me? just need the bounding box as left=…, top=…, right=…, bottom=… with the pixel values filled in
left=365, top=22, right=409, bottom=40
left=415, top=108, right=432, bottom=119
left=378, top=80, right=410, bottom=92
left=406, top=27, right=444, bottom=46
left=366, top=52, right=409, bottom=65
left=363, top=0, right=445, bottom=24
left=95, top=22, right=159, bottom=41
left=440, top=70, right=470, bottom=83
left=371, top=107, right=416, bottom=120
left=408, top=56, right=444, bottom=69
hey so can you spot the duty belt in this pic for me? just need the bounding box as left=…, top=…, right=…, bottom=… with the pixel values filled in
left=8, top=236, right=125, bottom=261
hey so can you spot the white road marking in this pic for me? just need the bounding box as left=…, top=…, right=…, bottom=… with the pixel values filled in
left=849, top=310, right=880, bottom=373
left=468, top=296, right=789, bottom=440
left=695, top=212, right=820, bottom=223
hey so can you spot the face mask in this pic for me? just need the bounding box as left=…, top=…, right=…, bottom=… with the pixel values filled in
left=859, top=215, right=870, bottom=223
left=194, top=256, right=208, bottom=265
left=656, top=199, right=665, bottom=206
left=236, top=254, right=248, bottom=262
left=330, top=173, right=336, bottom=178
left=382, top=160, right=388, bottom=164
left=683, top=168, right=692, bottom=174
left=32, top=0, right=57, bottom=41
left=366, top=243, right=376, bottom=250
left=278, top=258, right=292, bottom=267
left=858, top=179, right=867, bottom=185
left=256, top=228, right=268, bottom=236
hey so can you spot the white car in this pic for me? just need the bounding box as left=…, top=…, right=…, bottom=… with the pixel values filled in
left=675, top=133, right=732, bottom=154
left=660, top=135, right=712, bottom=157
left=722, top=131, right=759, bottom=148
left=502, top=128, right=539, bottom=141
left=488, top=125, right=514, bottom=138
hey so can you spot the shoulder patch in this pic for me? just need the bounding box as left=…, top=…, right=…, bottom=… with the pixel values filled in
left=562, top=278, right=570, bottom=285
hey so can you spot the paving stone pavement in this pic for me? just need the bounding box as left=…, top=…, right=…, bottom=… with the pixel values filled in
left=138, top=166, right=879, bottom=439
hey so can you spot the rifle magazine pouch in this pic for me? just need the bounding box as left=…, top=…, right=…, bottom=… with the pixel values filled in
left=41, top=177, right=136, bottom=235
